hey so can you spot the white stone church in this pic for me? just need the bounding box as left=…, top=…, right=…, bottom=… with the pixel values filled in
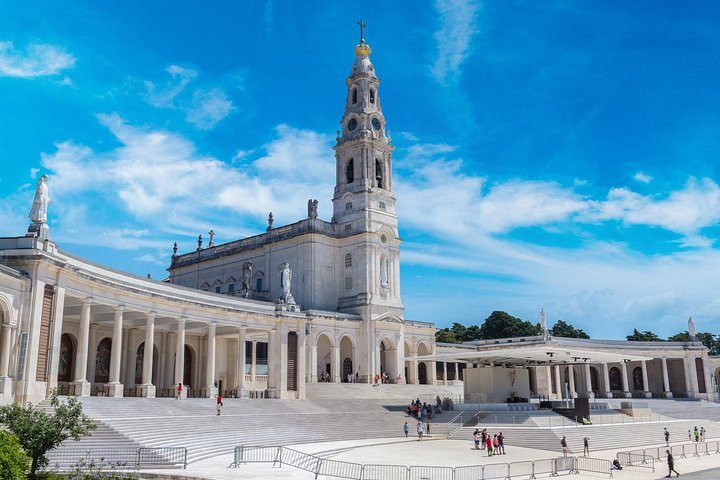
left=0, top=34, right=718, bottom=407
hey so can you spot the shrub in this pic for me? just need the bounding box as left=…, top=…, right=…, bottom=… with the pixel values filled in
left=0, top=431, right=31, bottom=480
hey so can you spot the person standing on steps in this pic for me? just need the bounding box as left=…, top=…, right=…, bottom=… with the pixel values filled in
left=216, top=392, right=223, bottom=416
left=561, top=436, right=568, bottom=457
left=583, top=437, right=589, bottom=456
left=666, top=449, right=679, bottom=477
left=664, top=428, right=670, bottom=447
left=403, top=422, right=409, bottom=438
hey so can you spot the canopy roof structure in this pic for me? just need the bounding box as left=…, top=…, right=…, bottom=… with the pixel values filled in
left=410, top=345, right=653, bottom=367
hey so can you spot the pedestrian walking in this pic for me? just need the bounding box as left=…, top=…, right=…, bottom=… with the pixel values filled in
left=215, top=392, right=223, bottom=415
left=665, top=449, right=679, bottom=477
left=664, top=428, right=670, bottom=447
left=176, top=382, right=183, bottom=400
left=583, top=437, right=589, bottom=456
left=416, top=421, right=425, bottom=440
left=403, top=422, right=409, bottom=438
left=498, top=432, right=505, bottom=454
left=561, top=436, right=568, bottom=457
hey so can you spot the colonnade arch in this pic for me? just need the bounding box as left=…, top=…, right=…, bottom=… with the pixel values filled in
left=417, top=341, right=431, bottom=385
left=379, top=336, right=397, bottom=380
left=134, top=342, right=159, bottom=386
left=316, top=332, right=333, bottom=380
left=339, top=335, right=354, bottom=382
left=93, top=338, right=112, bottom=383
left=58, top=333, right=76, bottom=383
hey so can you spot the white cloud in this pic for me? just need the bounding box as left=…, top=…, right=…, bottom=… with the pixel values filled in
left=185, top=88, right=234, bottom=130
left=143, top=65, right=198, bottom=108
left=143, top=66, right=234, bottom=129
left=633, top=171, right=653, bottom=184
left=0, top=41, right=75, bottom=78
left=431, top=0, right=479, bottom=84
left=30, top=168, right=39, bottom=179
left=589, top=177, right=720, bottom=235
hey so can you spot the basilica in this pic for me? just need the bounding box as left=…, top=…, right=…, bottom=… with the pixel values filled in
left=0, top=34, right=718, bottom=407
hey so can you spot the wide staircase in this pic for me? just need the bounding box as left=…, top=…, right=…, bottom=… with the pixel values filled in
left=306, top=383, right=463, bottom=403
left=45, top=397, right=411, bottom=464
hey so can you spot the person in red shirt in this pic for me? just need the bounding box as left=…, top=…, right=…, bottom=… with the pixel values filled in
left=176, top=383, right=183, bottom=400
left=216, top=393, right=223, bottom=415
left=486, top=435, right=493, bottom=456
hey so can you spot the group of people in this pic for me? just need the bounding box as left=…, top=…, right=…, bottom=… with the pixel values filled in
left=403, top=421, right=431, bottom=440
left=689, top=426, right=706, bottom=443
left=473, top=429, right=505, bottom=456
left=407, top=398, right=436, bottom=420
left=559, top=436, right=590, bottom=457
left=372, top=372, right=403, bottom=385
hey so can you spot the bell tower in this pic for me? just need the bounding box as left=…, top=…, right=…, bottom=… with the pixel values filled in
left=333, top=21, right=403, bottom=319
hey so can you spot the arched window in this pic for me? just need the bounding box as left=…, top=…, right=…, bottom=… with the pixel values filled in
left=58, top=333, right=74, bottom=382
left=346, top=159, right=354, bottom=184
left=345, top=253, right=352, bottom=268
left=94, top=337, right=112, bottom=383
left=369, top=88, right=375, bottom=104
left=375, top=159, right=384, bottom=189
left=352, top=88, right=357, bottom=104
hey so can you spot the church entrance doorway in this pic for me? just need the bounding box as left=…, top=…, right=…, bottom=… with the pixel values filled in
left=418, top=363, right=428, bottom=385
left=343, top=358, right=353, bottom=382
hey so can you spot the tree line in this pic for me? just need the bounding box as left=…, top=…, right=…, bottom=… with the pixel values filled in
left=436, top=310, right=720, bottom=355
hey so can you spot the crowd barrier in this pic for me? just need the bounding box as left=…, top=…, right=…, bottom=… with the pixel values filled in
left=616, top=439, right=720, bottom=472
left=229, top=445, right=613, bottom=479
left=44, top=447, right=187, bottom=470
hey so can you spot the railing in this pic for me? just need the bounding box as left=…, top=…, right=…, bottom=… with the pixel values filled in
left=446, top=412, right=465, bottom=435
left=618, top=439, right=720, bottom=469
left=45, top=447, right=187, bottom=470
left=230, top=445, right=613, bottom=479
left=473, top=410, right=687, bottom=428
left=615, top=452, right=655, bottom=471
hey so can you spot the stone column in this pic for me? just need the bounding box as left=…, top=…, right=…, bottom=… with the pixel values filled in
left=297, top=328, right=306, bottom=399
left=443, top=362, right=448, bottom=386
left=46, top=286, right=66, bottom=393
left=621, top=362, right=631, bottom=398
left=641, top=360, right=651, bottom=398
left=568, top=365, right=576, bottom=398
left=174, top=319, right=186, bottom=396
left=106, top=306, right=124, bottom=397
left=236, top=328, right=246, bottom=395
left=205, top=323, right=217, bottom=396
left=554, top=365, right=562, bottom=399
left=661, top=357, right=672, bottom=398
left=702, top=355, right=715, bottom=401
left=412, top=359, right=419, bottom=384
left=332, top=345, right=341, bottom=383
left=86, top=323, right=99, bottom=386
left=684, top=357, right=695, bottom=398
left=0, top=324, right=13, bottom=377
left=278, top=327, right=288, bottom=396
left=72, top=299, right=92, bottom=396
left=456, top=362, right=461, bottom=381
left=584, top=363, right=594, bottom=398
left=251, top=340, right=258, bottom=382
left=140, top=313, right=156, bottom=398
left=266, top=330, right=278, bottom=398
left=602, top=363, right=612, bottom=398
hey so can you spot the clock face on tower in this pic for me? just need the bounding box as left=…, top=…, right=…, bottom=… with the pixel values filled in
left=372, top=118, right=381, bottom=130
left=347, top=118, right=357, bottom=131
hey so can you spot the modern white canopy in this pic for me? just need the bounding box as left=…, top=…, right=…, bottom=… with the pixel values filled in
left=409, top=346, right=653, bottom=366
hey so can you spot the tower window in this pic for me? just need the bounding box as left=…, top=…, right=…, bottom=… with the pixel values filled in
left=379, top=202, right=386, bottom=210
left=345, top=276, right=353, bottom=290
left=344, top=224, right=352, bottom=231
left=345, top=202, right=352, bottom=212
left=370, top=88, right=375, bottom=104
left=345, top=253, right=352, bottom=268
left=256, top=278, right=263, bottom=291
left=375, top=159, right=384, bottom=189
left=352, top=88, right=358, bottom=104
left=228, top=283, right=234, bottom=293
left=346, top=159, right=354, bottom=184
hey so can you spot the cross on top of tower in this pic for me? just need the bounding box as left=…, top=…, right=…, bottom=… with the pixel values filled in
left=357, top=19, right=367, bottom=43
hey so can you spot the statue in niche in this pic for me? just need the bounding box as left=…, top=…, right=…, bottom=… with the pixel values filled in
left=241, top=261, right=253, bottom=297
left=278, top=262, right=295, bottom=305
left=307, top=199, right=318, bottom=219
left=380, top=257, right=389, bottom=287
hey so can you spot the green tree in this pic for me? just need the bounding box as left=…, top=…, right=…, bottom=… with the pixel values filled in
left=435, top=329, right=459, bottom=343
left=0, top=392, right=96, bottom=478
left=0, top=431, right=30, bottom=479
left=668, top=331, right=720, bottom=355
left=478, top=311, right=540, bottom=339
left=626, top=329, right=663, bottom=342
left=550, top=320, right=590, bottom=339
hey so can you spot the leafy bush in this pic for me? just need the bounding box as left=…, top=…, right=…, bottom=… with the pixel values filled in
left=0, top=431, right=31, bottom=480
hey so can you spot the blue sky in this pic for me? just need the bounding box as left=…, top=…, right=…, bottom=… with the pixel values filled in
left=2, top=1, right=720, bottom=338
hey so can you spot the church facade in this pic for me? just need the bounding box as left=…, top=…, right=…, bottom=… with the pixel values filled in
left=0, top=35, right=437, bottom=406
left=0, top=34, right=718, bottom=408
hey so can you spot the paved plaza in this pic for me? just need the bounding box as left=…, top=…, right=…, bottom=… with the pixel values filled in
left=135, top=436, right=720, bottom=479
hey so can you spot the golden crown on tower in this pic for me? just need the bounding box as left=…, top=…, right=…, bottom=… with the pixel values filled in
left=354, top=19, right=371, bottom=57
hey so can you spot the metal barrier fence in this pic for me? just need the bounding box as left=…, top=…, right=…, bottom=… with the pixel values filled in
left=44, top=447, right=187, bottom=470
left=230, top=445, right=614, bottom=479
left=615, top=452, right=655, bottom=471
left=618, top=439, right=720, bottom=472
